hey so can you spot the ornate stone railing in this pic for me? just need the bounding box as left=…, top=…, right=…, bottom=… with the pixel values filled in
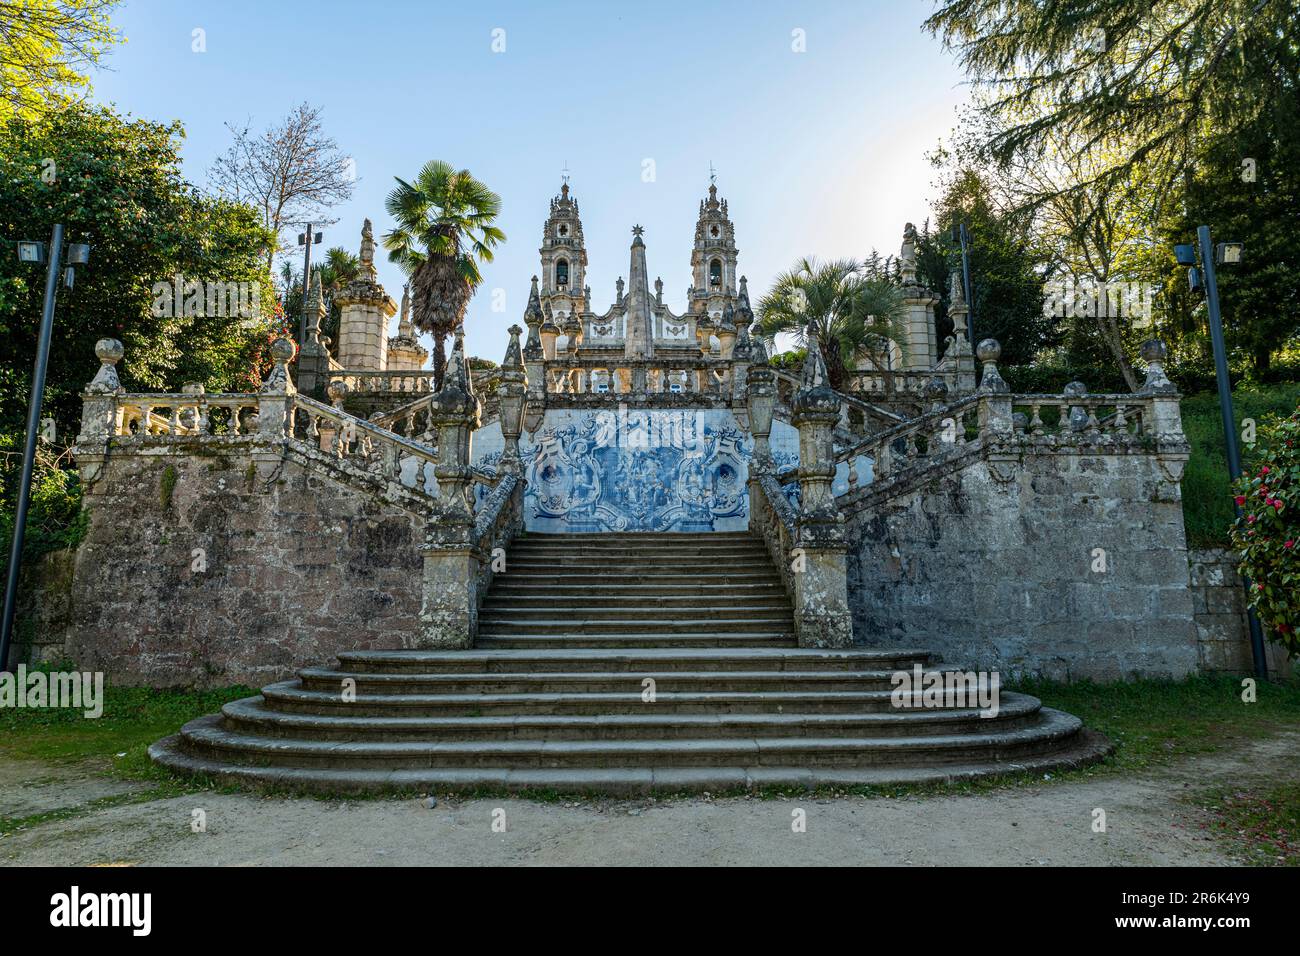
left=828, top=338, right=1188, bottom=507
left=326, top=369, right=434, bottom=395
left=112, top=392, right=261, bottom=439
left=751, top=472, right=800, bottom=602
left=542, top=356, right=731, bottom=397
left=288, top=393, right=441, bottom=496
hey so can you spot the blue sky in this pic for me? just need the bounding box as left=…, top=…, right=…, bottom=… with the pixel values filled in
left=89, top=0, right=969, bottom=360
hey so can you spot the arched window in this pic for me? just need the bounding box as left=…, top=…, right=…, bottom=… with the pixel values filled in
left=709, top=259, right=722, bottom=286
left=556, top=259, right=569, bottom=287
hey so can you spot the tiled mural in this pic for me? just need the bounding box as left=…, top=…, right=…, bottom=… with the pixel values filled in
left=473, top=409, right=800, bottom=533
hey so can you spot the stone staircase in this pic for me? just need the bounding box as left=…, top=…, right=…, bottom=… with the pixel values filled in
left=150, top=532, right=1109, bottom=794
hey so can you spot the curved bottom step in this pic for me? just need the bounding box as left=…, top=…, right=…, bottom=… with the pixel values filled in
left=149, top=729, right=1113, bottom=796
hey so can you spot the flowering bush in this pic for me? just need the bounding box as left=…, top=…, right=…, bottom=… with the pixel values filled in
left=1229, top=403, right=1300, bottom=656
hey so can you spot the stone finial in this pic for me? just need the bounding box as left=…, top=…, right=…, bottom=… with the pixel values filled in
left=359, top=218, right=377, bottom=279
left=976, top=338, right=1008, bottom=393
left=327, top=379, right=348, bottom=408
left=900, top=223, right=918, bottom=284
left=502, top=324, right=525, bottom=375
left=800, top=325, right=829, bottom=391
left=1139, top=338, right=1177, bottom=394
left=261, top=337, right=298, bottom=394
left=398, top=282, right=414, bottom=337
left=87, top=338, right=124, bottom=393
left=430, top=328, right=481, bottom=424
left=949, top=270, right=966, bottom=308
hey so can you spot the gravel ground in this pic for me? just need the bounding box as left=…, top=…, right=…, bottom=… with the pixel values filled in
left=1, top=731, right=1295, bottom=866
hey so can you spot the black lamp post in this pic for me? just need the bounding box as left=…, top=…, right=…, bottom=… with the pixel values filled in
left=1, top=227, right=91, bottom=672
left=296, top=225, right=323, bottom=345
left=1175, top=225, right=1267, bottom=680
left=952, top=222, right=975, bottom=343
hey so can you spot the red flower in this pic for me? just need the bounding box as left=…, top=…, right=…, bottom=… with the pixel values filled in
left=1247, top=514, right=1256, bottom=524
left=1260, top=466, right=1271, bottom=476
left=1235, top=495, right=1247, bottom=506
left=1285, top=540, right=1295, bottom=549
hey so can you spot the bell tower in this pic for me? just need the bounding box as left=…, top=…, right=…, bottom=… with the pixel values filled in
left=539, top=180, right=588, bottom=317
left=689, top=182, right=738, bottom=319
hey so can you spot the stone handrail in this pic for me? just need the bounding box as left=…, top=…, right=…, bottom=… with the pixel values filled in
left=113, top=393, right=261, bottom=438
left=543, top=355, right=729, bottom=396
left=750, top=472, right=799, bottom=604
left=288, top=394, right=440, bottom=498
left=827, top=394, right=982, bottom=489
left=770, top=368, right=904, bottom=426
left=326, top=369, right=434, bottom=395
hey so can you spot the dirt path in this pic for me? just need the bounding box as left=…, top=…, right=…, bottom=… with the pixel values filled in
left=2, top=732, right=1295, bottom=866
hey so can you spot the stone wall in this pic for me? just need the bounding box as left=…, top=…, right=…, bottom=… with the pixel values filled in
left=844, top=451, right=1200, bottom=679
left=10, top=547, right=78, bottom=667
left=1189, top=547, right=1292, bottom=676
left=57, top=441, right=427, bottom=687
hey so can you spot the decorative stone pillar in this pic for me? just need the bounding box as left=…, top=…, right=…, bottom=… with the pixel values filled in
left=255, top=337, right=297, bottom=446
left=74, top=338, right=124, bottom=487
left=975, top=338, right=1012, bottom=439
left=745, top=343, right=776, bottom=475
left=522, top=277, right=548, bottom=434
left=335, top=219, right=397, bottom=371
left=899, top=223, right=938, bottom=370
left=946, top=270, right=977, bottom=393
left=498, top=325, right=527, bottom=473
left=1138, top=338, right=1190, bottom=481
left=790, top=338, right=853, bottom=648
left=296, top=270, right=331, bottom=397
left=418, top=329, right=482, bottom=649
left=386, top=283, right=429, bottom=372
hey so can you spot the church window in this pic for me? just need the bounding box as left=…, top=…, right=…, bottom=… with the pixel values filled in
left=556, top=259, right=569, bottom=286
left=709, top=259, right=722, bottom=286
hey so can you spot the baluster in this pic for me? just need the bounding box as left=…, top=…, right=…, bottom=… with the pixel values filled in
left=1030, top=403, right=1044, bottom=436
left=168, top=404, right=181, bottom=434
left=1113, top=404, right=1127, bottom=434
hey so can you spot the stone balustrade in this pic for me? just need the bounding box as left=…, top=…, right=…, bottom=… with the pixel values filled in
left=326, top=369, right=435, bottom=395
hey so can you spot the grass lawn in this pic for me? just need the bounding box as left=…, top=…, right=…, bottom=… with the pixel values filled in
left=1180, top=383, right=1300, bottom=548
left=0, top=682, right=254, bottom=782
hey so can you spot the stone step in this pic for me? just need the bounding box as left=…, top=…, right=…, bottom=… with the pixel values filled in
left=513, top=533, right=758, bottom=545
left=260, top=683, right=935, bottom=716
left=219, top=694, right=1042, bottom=741
left=475, top=616, right=795, bottom=634
left=334, top=647, right=934, bottom=674
left=473, top=634, right=796, bottom=649
left=295, top=668, right=903, bottom=695
left=478, top=595, right=793, bottom=612
left=167, top=707, right=1086, bottom=770
left=499, top=559, right=778, bottom=573
left=491, top=571, right=784, bottom=586
left=489, top=581, right=787, bottom=598
left=148, top=729, right=1115, bottom=795
left=476, top=606, right=795, bottom=623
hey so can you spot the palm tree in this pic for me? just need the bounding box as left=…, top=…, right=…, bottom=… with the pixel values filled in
left=755, top=257, right=906, bottom=391
left=382, top=161, right=505, bottom=387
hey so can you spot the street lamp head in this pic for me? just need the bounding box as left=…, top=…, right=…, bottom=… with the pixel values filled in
left=1216, top=242, right=1244, bottom=265
left=17, top=241, right=45, bottom=264
left=1173, top=244, right=1197, bottom=267
left=66, top=243, right=90, bottom=266
left=1188, top=266, right=1203, bottom=294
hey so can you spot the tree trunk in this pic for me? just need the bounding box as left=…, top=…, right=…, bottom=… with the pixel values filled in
left=432, top=332, right=448, bottom=391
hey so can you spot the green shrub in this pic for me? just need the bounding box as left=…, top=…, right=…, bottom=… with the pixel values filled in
left=1229, top=404, right=1300, bottom=656
left=0, top=437, right=88, bottom=582
left=1182, top=385, right=1300, bottom=547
